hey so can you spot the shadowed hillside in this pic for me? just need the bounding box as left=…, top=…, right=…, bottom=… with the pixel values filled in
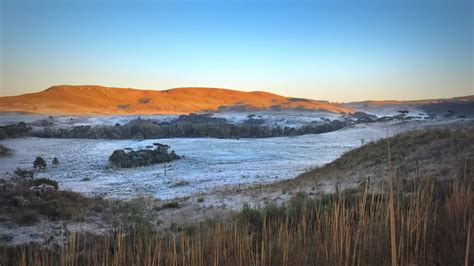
left=344, top=95, right=474, bottom=117
left=0, top=85, right=352, bottom=115
left=288, top=125, right=474, bottom=188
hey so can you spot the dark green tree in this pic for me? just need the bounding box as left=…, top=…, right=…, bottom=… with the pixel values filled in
left=33, top=156, right=47, bottom=170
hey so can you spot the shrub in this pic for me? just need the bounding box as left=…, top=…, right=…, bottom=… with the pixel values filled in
left=15, top=209, right=39, bottom=226
left=111, top=198, right=154, bottom=230
left=52, top=157, right=59, bottom=165
left=31, top=178, right=58, bottom=190
left=238, top=204, right=261, bottom=230
left=13, top=168, right=34, bottom=185
left=41, top=199, right=74, bottom=220
left=287, top=192, right=308, bottom=221
left=160, top=201, right=180, bottom=209
left=263, top=203, right=286, bottom=220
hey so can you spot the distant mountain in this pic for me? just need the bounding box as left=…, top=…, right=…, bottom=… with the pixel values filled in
left=0, top=85, right=352, bottom=115
left=344, top=95, right=474, bottom=106
left=343, top=95, right=474, bottom=117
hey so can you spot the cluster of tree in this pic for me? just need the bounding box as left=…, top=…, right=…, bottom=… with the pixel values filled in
left=420, top=100, right=474, bottom=117
left=2, top=112, right=413, bottom=140
left=173, top=113, right=227, bottom=124
left=0, top=122, right=32, bottom=139
left=33, top=117, right=349, bottom=139
left=109, top=143, right=180, bottom=168
left=32, top=156, right=59, bottom=170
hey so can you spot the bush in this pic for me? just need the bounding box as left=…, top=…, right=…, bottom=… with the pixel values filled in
left=13, top=168, right=34, bottom=185
left=33, top=156, right=47, bottom=169
left=15, top=209, right=39, bottom=226
left=287, top=192, right=308, bottom=221
left=31, top=178, right=58, bottom=190
left=238, top=204, right=261, bottom=230
left=160, top=201, right=180, bottom=209
left=111, top=198, right=154, bottom=230
left=52, top=157, right=59, bottom=165
left=41, top=199, right=74, bottom=220
left=263, top=203, right=286, bottom=220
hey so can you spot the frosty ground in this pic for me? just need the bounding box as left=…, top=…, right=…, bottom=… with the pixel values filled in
left=0, top=119, right=445, bottom=200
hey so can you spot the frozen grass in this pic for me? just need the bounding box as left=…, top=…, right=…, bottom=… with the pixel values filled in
left=0, top=111, right=341, bottom=128
left=0, top=123, right=413, bottom=199
left=1, top=177, right=471, bottom=265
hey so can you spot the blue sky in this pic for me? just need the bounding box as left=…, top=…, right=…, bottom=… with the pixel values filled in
left=1, top=0, right=472, bottom=101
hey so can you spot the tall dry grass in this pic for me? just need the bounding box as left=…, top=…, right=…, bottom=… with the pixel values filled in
left=1, top=174, right=472, bottom=266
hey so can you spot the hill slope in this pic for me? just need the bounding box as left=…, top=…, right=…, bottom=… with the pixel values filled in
left=0, top=85, right=351, bottom=115
left=343, top=95, right=474, bottom=117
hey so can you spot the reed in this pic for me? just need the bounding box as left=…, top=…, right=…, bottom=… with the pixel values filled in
left=2, top=174, right=472, bottom=266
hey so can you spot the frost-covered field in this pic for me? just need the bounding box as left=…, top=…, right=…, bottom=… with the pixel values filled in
left=0, top=110, right=342, bottom=128
left=0, top=121, right=426, bottom=199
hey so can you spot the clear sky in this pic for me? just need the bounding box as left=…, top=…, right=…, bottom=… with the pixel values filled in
left=1, top=0, right=472, bottom=101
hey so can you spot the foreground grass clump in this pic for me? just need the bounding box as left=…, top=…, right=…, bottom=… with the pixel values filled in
left=1, top=177, right=472, bottom=265
left=14, top=209, right=39, bottom=226
left=0, top=171, right=107, bottom=225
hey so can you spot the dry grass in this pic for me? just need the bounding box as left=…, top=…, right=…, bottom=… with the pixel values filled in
left=1, top=175, right=472, bottom=266
left=290, top=127, right=474, bottom=187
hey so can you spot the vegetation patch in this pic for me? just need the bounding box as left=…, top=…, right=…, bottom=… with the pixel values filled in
left=14, top=209, right=39, bottom=226
left=1, top=178, right=471, bottom=265
left=31, top=178, right=58, bottom=190
left=1, top=170, right=107, bottom=225
left=0, top=122, right=31, bottom=140
left=157, top=201, right=180, bottom=210
left=0, top=144, right=12, bottom=157
left=109, top=143, right=180, bottom=168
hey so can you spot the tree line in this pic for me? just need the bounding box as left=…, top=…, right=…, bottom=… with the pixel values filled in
left=30, top=116, right=348, bottom=139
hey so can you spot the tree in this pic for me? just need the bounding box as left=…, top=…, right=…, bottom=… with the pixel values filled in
left=398, top=110, right=409, bottom=116
left=33, top=156, right=47, bottom=170
left=52, top=157, right=59, bottom=165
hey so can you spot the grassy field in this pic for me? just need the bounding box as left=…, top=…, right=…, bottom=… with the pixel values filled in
left=1, top=127, right=472, bottom=265
left=1, top=177, right=471, bottom=265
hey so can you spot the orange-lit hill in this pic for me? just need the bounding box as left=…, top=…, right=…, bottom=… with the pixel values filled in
left=0, top=85, right=352, bottom=115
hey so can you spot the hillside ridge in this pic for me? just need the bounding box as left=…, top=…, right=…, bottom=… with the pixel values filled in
left=0, top=85, right=352, bottom=115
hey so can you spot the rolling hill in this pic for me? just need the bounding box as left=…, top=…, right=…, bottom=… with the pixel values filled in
left=0, top=85, right=352, bottom=115
left=344, top=95, right=474, bottom=117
